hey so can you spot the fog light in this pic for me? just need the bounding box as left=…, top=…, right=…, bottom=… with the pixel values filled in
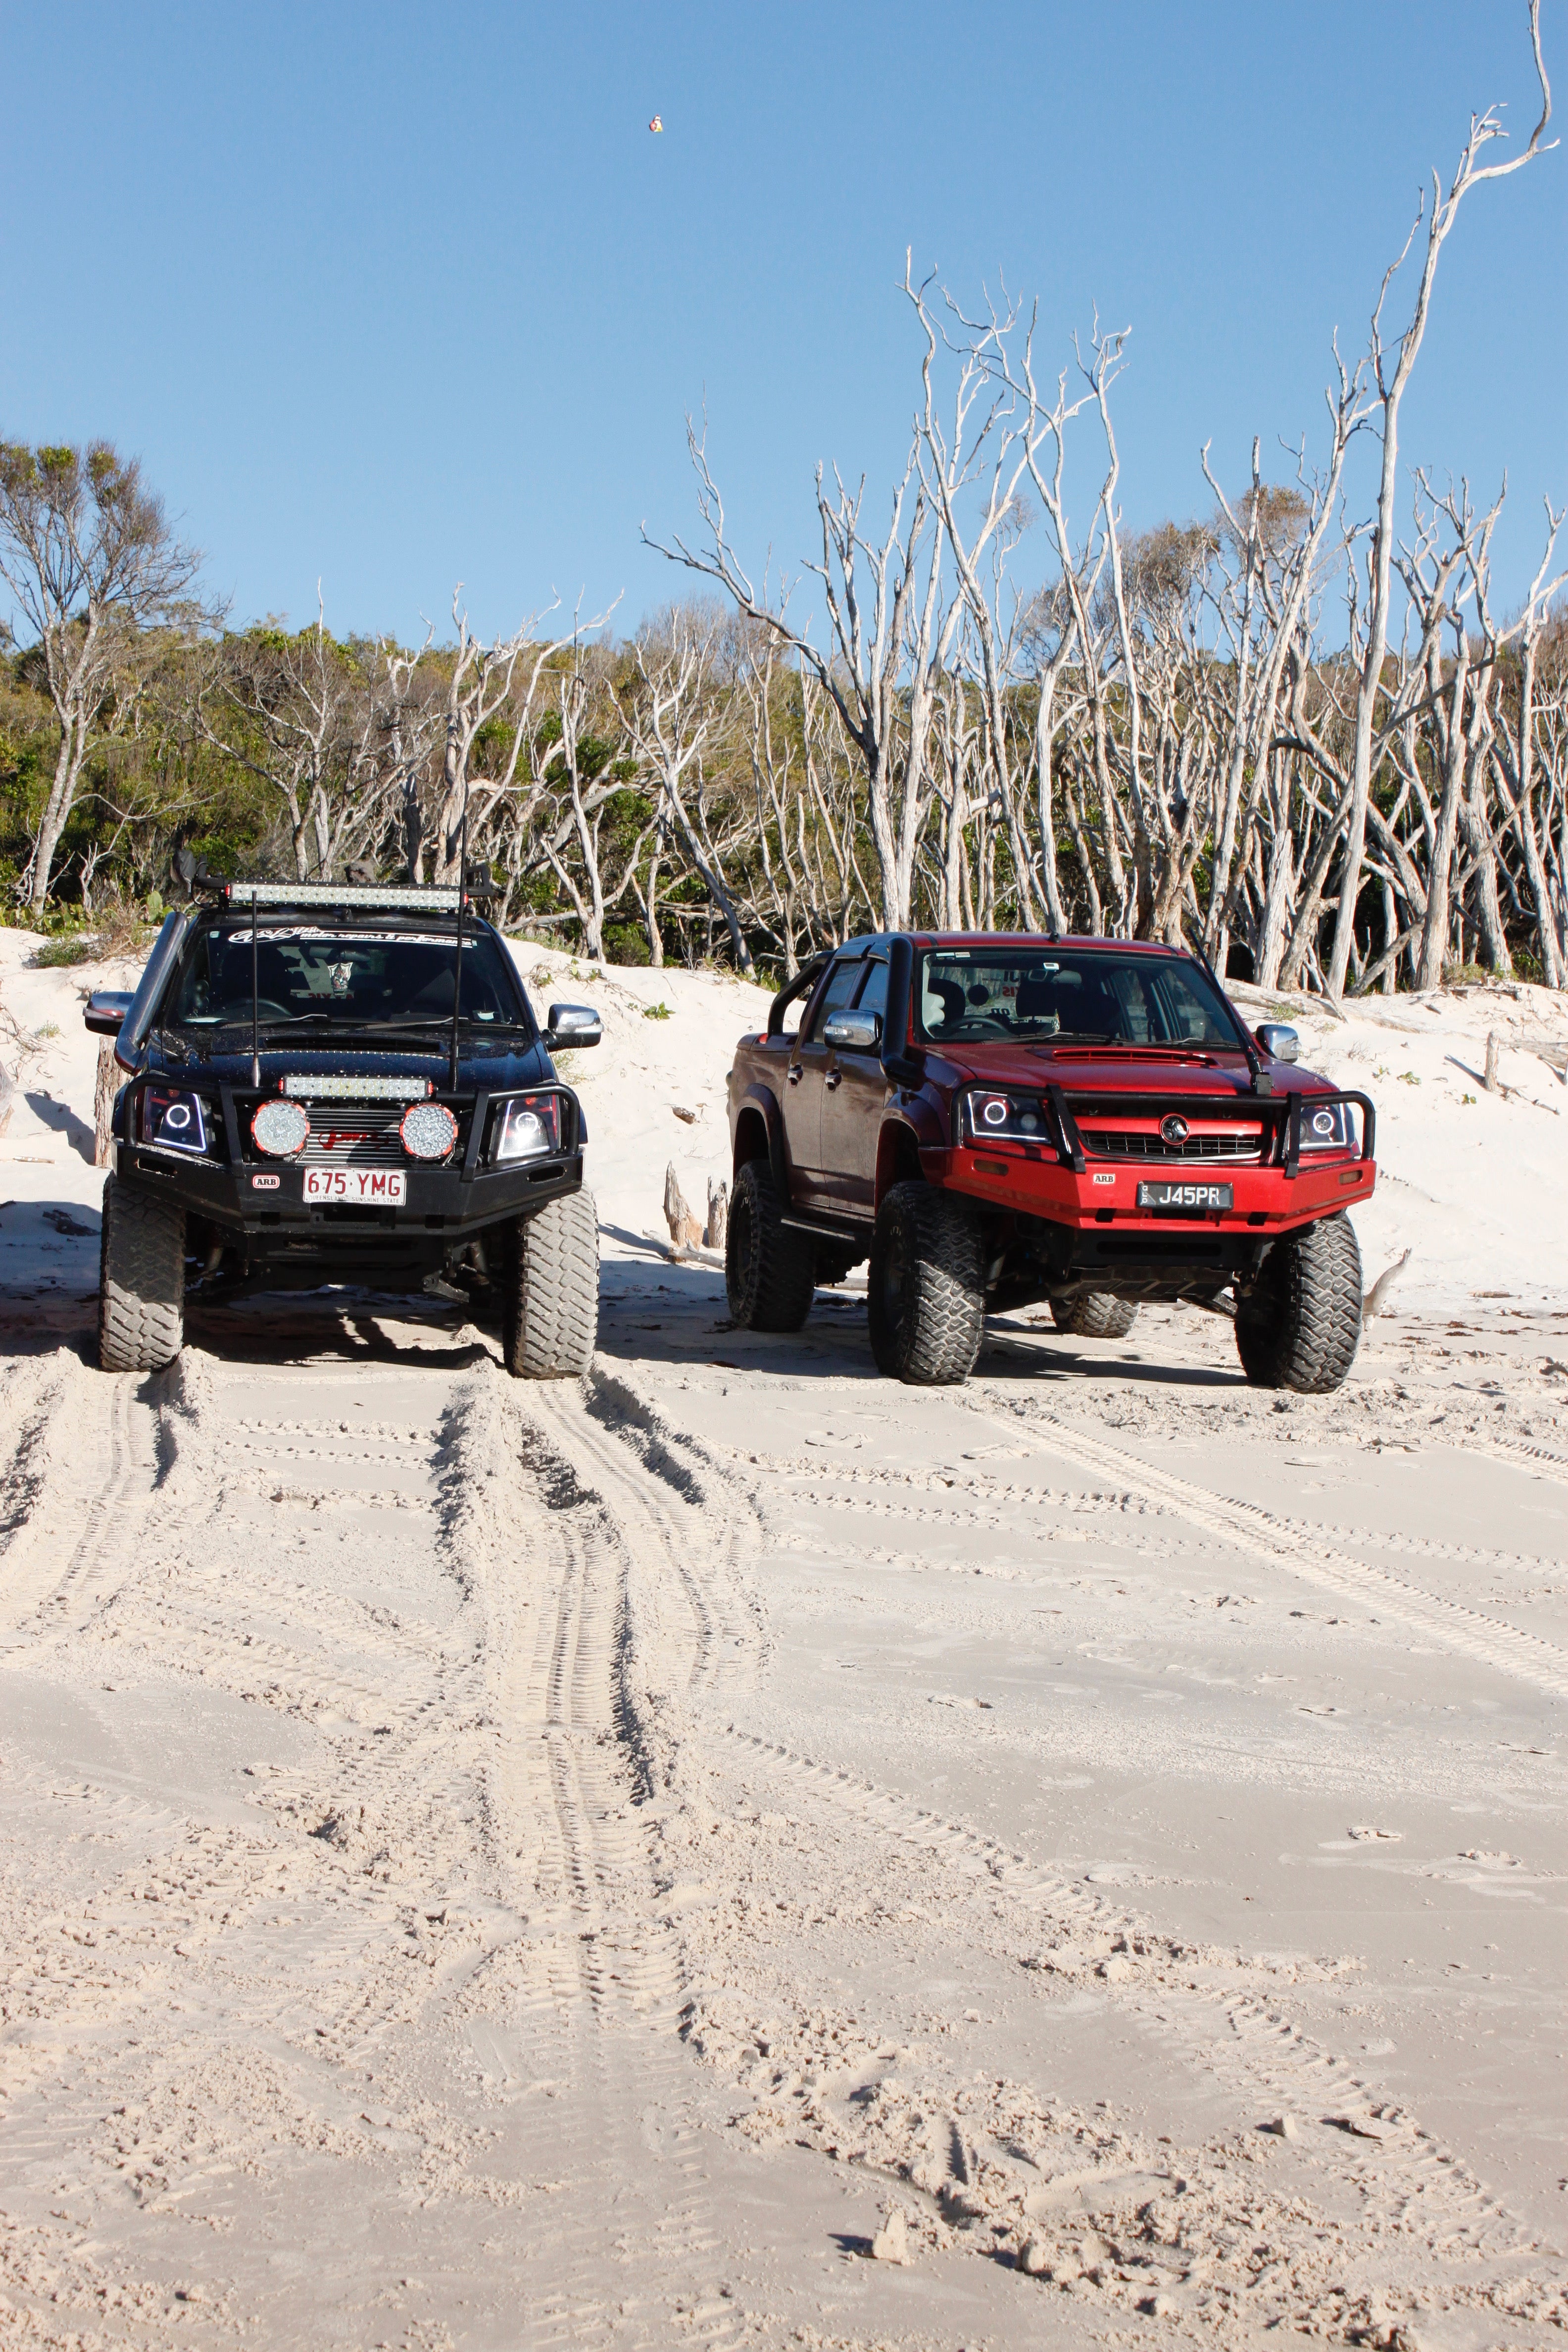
left=252, top=1098, right=311, bottom=1157
left=399, top=1101, right=459, bottom=1161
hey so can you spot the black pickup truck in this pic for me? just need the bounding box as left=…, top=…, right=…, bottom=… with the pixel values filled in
left=86, top=879, right=601, bottom=1376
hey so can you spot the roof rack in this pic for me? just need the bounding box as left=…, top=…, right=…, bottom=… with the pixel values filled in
left=221, top=881, right=464, bottom=914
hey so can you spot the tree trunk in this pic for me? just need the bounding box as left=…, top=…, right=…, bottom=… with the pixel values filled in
left=94, top=1042, right=119, bottom=1167
left=29, top=710, right=87, bottom=915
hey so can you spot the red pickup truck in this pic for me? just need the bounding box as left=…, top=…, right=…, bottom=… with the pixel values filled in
left=725, top=932, right=1375, bottom=1392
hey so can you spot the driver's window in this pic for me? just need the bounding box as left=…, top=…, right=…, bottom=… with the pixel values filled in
left=1154, top=968, right=1212, bottom=1042
left=805, top=958, right=864, bottom=1040
left=854, top=960, right=888, bottom=1021
left=1110, top=967, right=1153, bottom=1043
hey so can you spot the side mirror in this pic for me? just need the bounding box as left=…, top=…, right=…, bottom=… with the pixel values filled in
left=85, top=990, right=134, bottom=1036
left=547, top=1002, right=601, bottom=1049
left=1256, top=1022, right=1299, bottom=1064
left=822, top=1008, right=882, bottom=1051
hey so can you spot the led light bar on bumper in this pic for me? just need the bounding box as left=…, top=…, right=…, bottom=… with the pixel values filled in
left=490, top=1091, right=562, bottom=1164
left=959, top=1089, right=1051, bottom=1148
left=140, top=1085, right=211, bottom=1156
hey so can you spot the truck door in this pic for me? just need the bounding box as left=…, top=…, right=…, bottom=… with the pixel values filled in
left=819, top=955, right=889, bottom=1214
left=782, top=954, right=864, bottom=1206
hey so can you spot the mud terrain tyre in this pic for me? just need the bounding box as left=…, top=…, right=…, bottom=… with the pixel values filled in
left=503, top=1187, right=599, bottom=1378
left=1050, top=1293, right=1139, bottom=1340
left=98, top=1175, right=186, bottom=1373
left=726, top=1158, right=816, bottom=1332
left=869, top=1182, right=984, bottom=1385
left=1235, top=1212, right=1362, bottom=1394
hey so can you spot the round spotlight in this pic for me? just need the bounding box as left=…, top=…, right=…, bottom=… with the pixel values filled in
left=251, top=1097, right=311, bottom=1158
left=399, top=1101, right=459, bottom=1162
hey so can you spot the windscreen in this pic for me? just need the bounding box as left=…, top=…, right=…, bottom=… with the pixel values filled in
left=916, top=948, right=1242, bottom=1049
left=165, top=925, right=526, bottom=1031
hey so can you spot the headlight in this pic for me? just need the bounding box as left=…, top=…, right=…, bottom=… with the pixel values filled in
left=251, top=1098, right=311, bottom=1158
left=140, top=1085, right=211, bottom=1156
left=491, top=1091, right=562, bottom=1164
left=1300, top=1101, right=1359, bottom=1151
left=399, top=1101, right=459, bottom=1162
left=959, top=1089, right=1049, bottom=1147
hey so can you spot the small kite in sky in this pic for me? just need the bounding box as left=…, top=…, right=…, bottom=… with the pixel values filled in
left=649, top=113, right=663, bottom=133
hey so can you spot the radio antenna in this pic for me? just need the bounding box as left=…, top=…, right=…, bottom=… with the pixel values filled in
left=250, top=888, right=260, bottom=1087
left=448, top=789, right=469, bottom=1094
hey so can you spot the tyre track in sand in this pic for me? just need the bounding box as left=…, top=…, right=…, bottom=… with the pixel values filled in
left=0, top=1358, right=165, bottom=1647
left=622, top=1366, right=1563, bottom=2340
left=0, top=1344, right=757, bottom=2349
left=969, top=1383, right=1568, bottom=1700
left=6, top=1313, right=1560, bottom=2343
left=474, top=1371, right=758, bottom=2351
left=703, top=1723, right=1532, bottom=2266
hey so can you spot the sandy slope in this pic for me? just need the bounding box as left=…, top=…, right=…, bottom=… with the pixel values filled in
left=0, top=928, right=1565, bottom=2350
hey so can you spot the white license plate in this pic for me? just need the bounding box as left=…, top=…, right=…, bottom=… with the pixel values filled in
left=303, top=1168, right=406, bottom=1206
left=1137, top=1180, right=1232, bottom=1212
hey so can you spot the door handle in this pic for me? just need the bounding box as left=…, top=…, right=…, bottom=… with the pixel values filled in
left=824, top=1070, right=842, bottom=1090
left=787, top=1064, right=803, bottom=1084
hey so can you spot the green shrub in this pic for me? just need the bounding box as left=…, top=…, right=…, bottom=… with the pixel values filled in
left=602, top=921, right=651, bottom=967
left=33, top=933, right=97, bottom=967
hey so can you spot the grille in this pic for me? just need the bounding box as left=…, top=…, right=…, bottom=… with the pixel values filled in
left=237, top=1102, right=430, bottom=1168
left=1079, top=1128, right=1265, bottom=1164
left=298, top=1112, right=408, bottom=1168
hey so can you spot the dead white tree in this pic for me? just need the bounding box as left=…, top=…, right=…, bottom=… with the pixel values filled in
left=1481, top=501, right=1568, bottom=986
left=734, top=628, right=816, bottom=976
left=0, top=440, right=205, bottom=911
left=626, top=613, right=755, bottom=971
left=431, top=590, right=581, bottom=884
left=1325, top=0, right=1555, bottom=996
left=375, top=624, right=441, bottom=881
left=201, top=598, right=390, bottom=882
left=644, top=402, right=947, bottom=931
left=905, top=268, right=1051, bottom=929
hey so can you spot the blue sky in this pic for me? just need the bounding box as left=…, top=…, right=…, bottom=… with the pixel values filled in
left=2, top=1, right=1564, bottom=643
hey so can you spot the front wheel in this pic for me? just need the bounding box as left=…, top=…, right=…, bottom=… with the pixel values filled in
left=98, top=1175, right=186, bottom=1372
left=1235, top=1213, right=1362, bottom=1394
left=868, top=1182, right=984, bottom=1385
left=503, top=1188, right=599, bottom=1378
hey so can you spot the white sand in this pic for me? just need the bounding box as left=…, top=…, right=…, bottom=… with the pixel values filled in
left=1, top=927, right=1565, bottom=2349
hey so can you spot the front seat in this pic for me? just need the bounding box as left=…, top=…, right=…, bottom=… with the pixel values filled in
left=922, top=977, right=967, bottom=1031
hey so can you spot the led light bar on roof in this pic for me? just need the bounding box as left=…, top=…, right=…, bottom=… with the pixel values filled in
left=281, top=1074, right=433, bottom=1101
left=224, top=881, right=463, bottom=913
